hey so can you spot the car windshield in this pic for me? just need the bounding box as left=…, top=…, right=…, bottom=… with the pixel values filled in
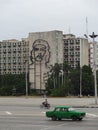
left=68, top=107, right=75, bottom=111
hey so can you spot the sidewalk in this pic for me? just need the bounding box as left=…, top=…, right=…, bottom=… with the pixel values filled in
left=0, top=97, right=98, bottom=108
left=45, top=97, right=98, bottom=108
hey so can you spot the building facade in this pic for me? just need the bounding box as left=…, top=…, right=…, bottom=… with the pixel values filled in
left=63, top=34, right=89, bottom=68
left=29, top=30, right=64, bottom=93
left=0, top=39, right=29, bottom=75
left=0, top=30, right=89, bottom=94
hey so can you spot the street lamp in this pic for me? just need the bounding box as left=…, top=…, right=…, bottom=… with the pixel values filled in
left=25, top=60, right=28, bottom=97
left=89, top=32, right=98, bottom=104
left=80, top=67, right=82, bottom=97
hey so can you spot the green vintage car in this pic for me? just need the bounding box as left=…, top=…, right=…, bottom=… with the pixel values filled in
left=46, top=106, right=86, bottom=121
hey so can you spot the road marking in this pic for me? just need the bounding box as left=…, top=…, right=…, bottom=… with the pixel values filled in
left=86, top=113, right=98, bottom=118
left=42, top=111, right=46, bottom=114
left=6, top=111, right=12, bottom=115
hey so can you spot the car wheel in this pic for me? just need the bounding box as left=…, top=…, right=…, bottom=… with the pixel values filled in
left=58, top=118, right=62, bottom=121
left=72, top=116, right=78, bottom=121
left=78, top=118, right=82, bottom=121
left=52, top=116, right=57, bottom=121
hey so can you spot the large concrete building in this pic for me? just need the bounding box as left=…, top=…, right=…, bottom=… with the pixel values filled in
left=0, top=39, right=29, bottom=75
left=0, top=30, right=89, bottom=94
left=28, top=31, right=89, bottom=93
left=28, top=30, right=64, bottom=93
left=63, top=34, right=89, bottom=68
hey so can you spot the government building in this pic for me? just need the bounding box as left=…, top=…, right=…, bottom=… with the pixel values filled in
left=0, top=30, right=89, bottom=93
left=0, top=39, right=29, bottom=75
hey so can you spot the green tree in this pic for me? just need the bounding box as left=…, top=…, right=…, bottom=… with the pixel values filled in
left=82, top=65, right=94, bottom=96
left=0, top=74, right=26, bottom=96
left=62, top=62, right=71, bottom=95
left=46, top=64, right=95, bottom=97
left=69, top=68, right=80, bottom=95
left=46, top=63, right=62, bottom=95
left=50, top=63, right=62, bottom=88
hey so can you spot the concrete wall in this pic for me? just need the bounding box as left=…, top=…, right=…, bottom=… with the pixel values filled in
left=28, top=30, right=63, bottom=92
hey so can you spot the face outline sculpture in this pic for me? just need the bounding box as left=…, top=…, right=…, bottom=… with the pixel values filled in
left=30, top=39, right=50, bottom=66
left=34, top=43, right=46, bottom=61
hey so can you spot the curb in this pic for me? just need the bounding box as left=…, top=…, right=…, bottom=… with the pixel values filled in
left=72, top=106, right=98, bottom=108
left=47, top=104, right=98, bottom=108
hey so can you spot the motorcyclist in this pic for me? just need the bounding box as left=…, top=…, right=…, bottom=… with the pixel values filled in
left=42, top=99, right=49, bottom=107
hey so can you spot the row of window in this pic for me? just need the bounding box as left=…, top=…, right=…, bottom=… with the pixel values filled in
left=0, top=71, right=25, bottom=75
left=0, top=42, right=28, bottom=47
left=64, top=46, right=80, bottom=49
left=0, top=68, right=26, bottom=70
left=0, top=54, right=28, bottom=57
left=64, top=52, right=80, bottom=55
left=0, top=51, right=26, bottom=56
left=64, top=40, right=80, bottom=44
left=0, top=47, right=28, bottom=51
left=0, top=61, right=28, bottom=64
left=64, top=58, right=80, bottom=61
left=70, top=64, right=79, bottom=68
left=0, top=50, right=28, bottom=53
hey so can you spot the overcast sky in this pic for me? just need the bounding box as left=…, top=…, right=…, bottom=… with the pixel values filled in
left=0, top=0, right=98, bottom=41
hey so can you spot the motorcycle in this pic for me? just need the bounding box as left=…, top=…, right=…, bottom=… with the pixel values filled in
left=40, top=103, right=50, bottom=109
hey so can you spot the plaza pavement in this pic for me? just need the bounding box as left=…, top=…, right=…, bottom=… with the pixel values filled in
left=0, top=96, right=98, bottom=108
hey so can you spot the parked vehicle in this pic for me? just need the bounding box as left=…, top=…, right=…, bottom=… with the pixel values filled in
left=46, top=106, right=86, bottom=121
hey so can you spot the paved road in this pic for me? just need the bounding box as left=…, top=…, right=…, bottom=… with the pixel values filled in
left=0, top=97, right=98, bottom=107
left=0, top=105, right=98, bottom=130
left=0, top=97, right=98, bottom=130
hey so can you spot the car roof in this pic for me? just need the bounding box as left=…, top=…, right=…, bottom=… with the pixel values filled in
left=55, top=106, right=70, bottom=109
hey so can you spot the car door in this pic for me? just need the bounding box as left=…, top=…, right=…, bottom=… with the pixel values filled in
left=59, top=108, right=69, bottom=119
left=53, top=108, right=62, bottom=118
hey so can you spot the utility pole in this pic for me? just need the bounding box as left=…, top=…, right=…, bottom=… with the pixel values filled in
left=80, top=67, right=82, bottom=97
left=25, top=60, right=28, bottom=97
left=89, top=32, right=98, bottom=104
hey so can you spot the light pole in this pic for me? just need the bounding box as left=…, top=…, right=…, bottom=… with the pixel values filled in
left=80, top=67, right=82, bottom=97
left=89, top=32, right=98, bottom=104
left=25, top=60, right=28, bottom=97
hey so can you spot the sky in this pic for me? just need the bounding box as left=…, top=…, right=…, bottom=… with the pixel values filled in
left=0, top=0, right=98, bottom=41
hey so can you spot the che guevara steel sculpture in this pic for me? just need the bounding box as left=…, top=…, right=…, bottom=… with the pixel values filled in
left=30, top=39, right=50, bottom=93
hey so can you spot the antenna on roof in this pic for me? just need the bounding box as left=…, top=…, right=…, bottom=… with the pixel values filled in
left=68, top=26, right=71, bottom=34
left=86, top=17, right=88, bottom=38
left=84, top=17, right=88, bottom=39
